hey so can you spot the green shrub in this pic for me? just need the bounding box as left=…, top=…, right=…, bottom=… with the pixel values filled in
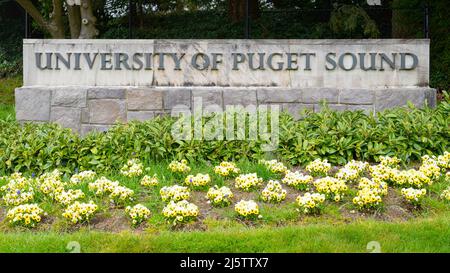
left=0, top=95, right=448, bottom=176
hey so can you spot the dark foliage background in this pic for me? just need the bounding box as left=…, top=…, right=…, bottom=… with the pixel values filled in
left=0, top=0, right=448, bottom=90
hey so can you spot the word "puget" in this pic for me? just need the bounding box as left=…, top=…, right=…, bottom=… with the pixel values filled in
left=35, top=51, right=419, bottom=71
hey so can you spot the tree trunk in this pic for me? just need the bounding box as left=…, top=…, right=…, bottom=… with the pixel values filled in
left=16, top=0, right=65, bottom=38
left=138, top=0, right=144, bottom=29
left=228, top=0, right=260, bottom=23
left=67, top=4, right=81, bottom=38
left=79, top=0, right=98, bottom=39
left=51, top=0, right=65, bottom=38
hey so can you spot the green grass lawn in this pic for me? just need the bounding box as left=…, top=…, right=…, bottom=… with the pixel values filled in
left=0, top=76, right=20, bottom=120
left=0, top=213, right=449, bottom=252
left=0, top=76, right=21, bottom=105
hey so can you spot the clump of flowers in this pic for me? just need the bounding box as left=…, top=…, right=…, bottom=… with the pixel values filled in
left=419, top=155, right=442, bottom=179
left=126, top=204, right=151, bottom=227
left=391, top=169, right=432, bottom=188
left=109, top=185, right=134, bottom=204
left=120, top=159, right=143, bottom=177
left=437, top=152, right=450, bottom=169
left=352, top=178, right=387, bottom=211
left=234, top=200, right=261, bottom=220
left=353, top=187, right=383, bottom=211
left=88, top=177, right=120, bottom=196
left=0, top=172, right=30, bottom=193
left=345, top=160, right=369, bottom=173
left=38, top=170, right=65, bottom=198
left=313, top=177, right=348, bottom=202
left=55, top=189, right=85, bottom=206
left=6, top=204, right=44, bottom=228
left=62, top=201, right=98, bottom=224
left=214, top=161, right=240, bottom=177
left=282, top=171, right=313, bottom=190
left=160, top=185, right=190, bottom=202
left=3, top=190, right=34, bottom=206
left=440, top=187, right=450, bottom=201
left=296, top=193, right=326, bottom=214
left=184, top=173, right=211, bottom=189
left=305, top=159, right=331, bottom=176
left=70, top=170, right=96, bottom=184
left=235, top=173, right=263, bottom=191
left=260, top=159, right=288, bottom=174
left=335, top=167, right=361, bottom=182
left=261, top=180, right=287, bottom=203
left=379, top=156, right=401, bottom=167
left=206, top=186, right=233, bottom=207
left=38, top=169, right=63, bottom=182
left=369, top=164, right=396, bottom=184
left=357, top=177, right=388, bottom=196
left=336, top=160, right=369, bottom=182
left=140, top=175, right=159, bottom=187
left=401, top=187, right=427, bottom=206
left=162, top=200, right=199, bottom=225
left=168, top=159, right=191, bottom=174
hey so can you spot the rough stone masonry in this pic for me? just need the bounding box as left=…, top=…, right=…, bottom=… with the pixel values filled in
left=16, top=39, right=436, bottom=134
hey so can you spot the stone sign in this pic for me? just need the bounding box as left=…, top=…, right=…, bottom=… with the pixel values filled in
left=16, top=39, right=436, bottom=134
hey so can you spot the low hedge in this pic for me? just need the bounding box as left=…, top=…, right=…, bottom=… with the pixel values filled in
left=0, top=95, right=448, bottom=175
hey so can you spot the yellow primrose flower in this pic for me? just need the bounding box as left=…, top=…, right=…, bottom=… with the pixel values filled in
left=206, top=185, right=233, bottom=207
left=296, top=192, right=325, bottom=214
left=168, top=160, right=191, bottom=174
left=305, top=159, right=331, bottom=177
left=120, top=159, right=143, bottom=177
left=401, top=187, right=427, bottom=206
left=214, top=162, right=240, bottom=177
left=125, top=204, right=151, bottom=227
left=70, top=170, right=96, bottom=184
left=260, top=159, right=288, bottom=174
left=6, top=204, right=44, bottom=228
left=235, top=173, right=263, bottom=191
left=184, top=173, right=211, bottom=188
left=62, top=201, right=98, bottom=224
left=234, top=200, right=260, bottom=219
left=313, top=177, right=347, bottom=201
left=282, top=171, right=313, bottom=190
left=160, top=185, right=190, bottom=202
left=162, top=200, right=199, bottom=225
left=261, top=180, right=286, bottom=203
left=140, top=174, right=159, bottom=187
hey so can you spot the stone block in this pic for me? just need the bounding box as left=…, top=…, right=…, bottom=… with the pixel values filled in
left=88, top=99, right=126, bottom=124
left=88, top=88, right=126, bottom=99
left=339, top=89, right=374, bottom=104
left=223, top=89, right=257, bottom=106
left=314, top=103, right=347, bottom=112
left=257, top=89, right=302, bottom=103
left=303, top=88, right=339, bottom=104
left=425, top=88, right=437, bottom=108
left=51, top=87, right=87, bottom=107
left=128, top=88, right=164, bottom=110
left=192, top=89, right=223, bottom=113
left=128, top=111, right=164, bottom=121
left=15, top=87, right=51, bottom=121
left=50, top=106, right=81, bottom=133
left=375, top=88, right=427, bottom=111
left=164, top=88, right=192, bottom=110
left=346, top=104, right=375, bottom=114
left=281, top=103, right=314, bottom=119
